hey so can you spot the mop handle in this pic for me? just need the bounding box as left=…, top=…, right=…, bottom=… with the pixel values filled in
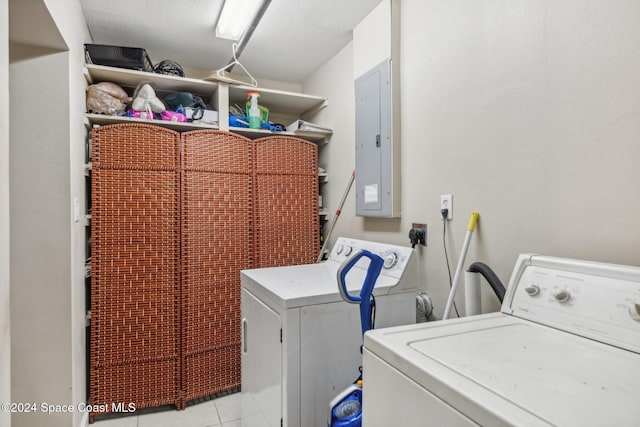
left=317, top=170, right=355, bottom=262
left=443, top=211, right=480, bottom=320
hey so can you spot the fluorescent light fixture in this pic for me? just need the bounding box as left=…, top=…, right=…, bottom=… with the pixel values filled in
left=216, top=0, right=262, bottom=41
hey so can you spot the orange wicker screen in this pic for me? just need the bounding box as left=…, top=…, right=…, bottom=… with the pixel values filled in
left=253, top=136, right=319, bottom=267
left=90, top=124, right=181, bottom=419
left=180, top=130, right=253, bottom=405
left=90, top=126, right=319, bottom=419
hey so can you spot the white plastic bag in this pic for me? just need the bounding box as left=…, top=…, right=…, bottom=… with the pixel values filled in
left=86, top=82, right=129, bottom=115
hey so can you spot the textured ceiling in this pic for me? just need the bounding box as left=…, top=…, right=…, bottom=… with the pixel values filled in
left=80, top=0, right=382, bottom=83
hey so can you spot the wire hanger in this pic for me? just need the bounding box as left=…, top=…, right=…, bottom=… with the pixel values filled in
left=216, top=43, right=258, bottom=87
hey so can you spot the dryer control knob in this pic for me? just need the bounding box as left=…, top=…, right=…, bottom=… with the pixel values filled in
left=553, top=289, right=571, bottom=303
left=344, top=246, right=353, bottom=256
left=628, top=302, right=640, bottom=321
left=524, top=285, right=540, bottom=296
left=336, top=244, right=344, bottom=255
left=383, top=252, right=399, bottom=269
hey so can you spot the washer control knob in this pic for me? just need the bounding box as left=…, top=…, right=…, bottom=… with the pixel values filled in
left=629, top=302, right=640, bottom=321
left=344, top=246, right=353, bottom=256
left=553, top=289, right=571, bottom=303
left=336, top=244, right=344, bottom=255
left=383, top=252, right=399, bottom=269
left=524, top=285, right=540, bottom=296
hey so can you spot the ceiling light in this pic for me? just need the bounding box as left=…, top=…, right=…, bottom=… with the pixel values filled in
left=216, top=0, right=263, bottom=41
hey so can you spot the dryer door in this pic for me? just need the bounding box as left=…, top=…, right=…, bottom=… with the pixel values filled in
left=241, top=288, right=282, bottom=426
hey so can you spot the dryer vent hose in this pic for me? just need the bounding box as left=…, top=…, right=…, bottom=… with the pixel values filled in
left=466, top=262, right=506, bottom=302
left=416, top=292, right=433, bottom=323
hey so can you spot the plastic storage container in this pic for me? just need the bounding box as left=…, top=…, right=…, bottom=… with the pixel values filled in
left=84, top=44, right=154, bottom=73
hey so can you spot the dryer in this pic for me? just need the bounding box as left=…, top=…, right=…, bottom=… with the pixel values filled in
left=363, top=253, right=640, bottom=426
left=240, top=237, right=418, bottom=427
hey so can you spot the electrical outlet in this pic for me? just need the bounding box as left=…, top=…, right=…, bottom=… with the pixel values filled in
left=409, top=223, right=427, bottom=247
left=440, top=194, right=453, bottom=220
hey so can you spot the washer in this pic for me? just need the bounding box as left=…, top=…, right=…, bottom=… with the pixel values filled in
left=240, top=237, right=418, bottom=427
left=363, top=253, right=640, bottom=426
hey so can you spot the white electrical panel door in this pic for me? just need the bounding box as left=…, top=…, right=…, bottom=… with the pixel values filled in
left=355, top=59, right=398, bottom=217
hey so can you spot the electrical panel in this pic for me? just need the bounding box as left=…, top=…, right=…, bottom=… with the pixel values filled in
left=355, top=59, right=399, bottom=217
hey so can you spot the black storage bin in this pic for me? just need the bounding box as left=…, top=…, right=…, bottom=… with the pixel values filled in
left=84, top=44, right=154, bottom=73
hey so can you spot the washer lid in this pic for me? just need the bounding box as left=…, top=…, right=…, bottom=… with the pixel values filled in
left=364, top=314, right=640, bottom=427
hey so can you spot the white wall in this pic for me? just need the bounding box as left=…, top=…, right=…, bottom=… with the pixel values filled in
left=306, top=0, right=640, bottom=317
left=10, top=46, right=73, bottom=427
left=353, top=0, right=392, bottom=80
left=0, top=0, right=11, bottom=426
left=43, top=2, right=92, bottom=425
left=304, top=42, right=357, bottom=226
left=9, top=1, right=90, bottom=426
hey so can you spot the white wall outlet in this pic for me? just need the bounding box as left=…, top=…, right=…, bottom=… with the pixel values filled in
left=440, top=194, right=453, bottom=220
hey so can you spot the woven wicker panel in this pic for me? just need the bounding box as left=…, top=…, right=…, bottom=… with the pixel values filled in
left=254, top=135, right=318, bottom=175
left=253, top=136, right=319, bottom=267
left=180, top=131, right=252, bottom=405
left=181, top=346, right=241, bottom=404
left=92, top=123, right=179, bottom=170
left=90, top=124, right=180, bottom=418
left=91, top=360, right=179, bottom=410
left=182, top=130, right=250, bottom=173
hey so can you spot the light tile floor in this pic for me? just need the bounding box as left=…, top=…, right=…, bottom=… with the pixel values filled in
left=93, top=393, right=252, bottom=427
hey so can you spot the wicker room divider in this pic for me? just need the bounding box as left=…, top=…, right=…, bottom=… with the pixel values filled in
left=90, top=124, right=181, bottom=421
left=180, top=130, right=253, bottom=406
left=253, top=136, right=319, bottom=268
left=90, top=125, right=318, bottom=421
